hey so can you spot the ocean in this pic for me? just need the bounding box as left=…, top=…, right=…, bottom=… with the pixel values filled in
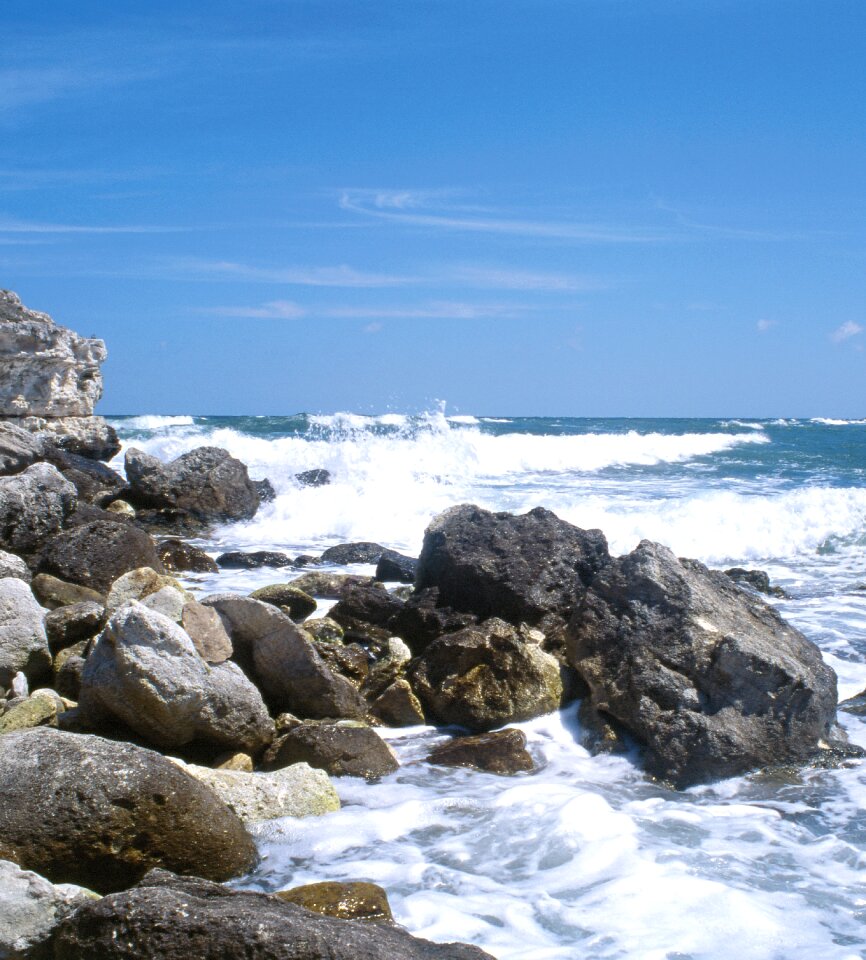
left=109, top=412, right=866, bottom=960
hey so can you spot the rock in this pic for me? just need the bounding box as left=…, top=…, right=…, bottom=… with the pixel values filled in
left=53, top=642, right=87, bottom=701
left=42, top=447, right=125, bottom=503
left=158, top=538, right=218, bottom=573
left=316, top=641, right=370, bottom=687
left=105, top=498, right=136, bottom=517
left=21, top=415, right=120, bottom=461
left=52, top=869, right=495, bottom=959
left=131, top=507, right=208, bottom=537
left=213, top=751, right=253, bottom=771
left=0, top=290, right=106, bottom=418
left=0, top=690, right=62, bottom=733
left=140, top=585, right=188, bottom=623
left=295, top=468, right=331, bottom=487
left=260, top=720, right=398, bottom=780
left=124, top=446, right=259, bottom=521
left=203, top=594, right=368, bottom=719
left=0, top=420, right=44, bottom=476
left=371, top=679, right=426, bottom=727
left=0, top=728, right=257, bottom=893
left=216, top=549, right=294, bottom=569
left=0, top=859, right=98, bottom=960
left=275, top=881, right=392, bottom=922
left=567, top=540, right=839, bottom=787
left=44, top=601, right=105, bottom=653
left=362, top=637, right=412, bottom=699
left=427, top=729, right=534, bottom=775
left=290, top=571, right=376, bottom=598
left=320, top=541, right=385, bottom=565
left=39, top=519, right=164, bottom=593
left=390, top=587, right=477, bottom=654
left=105, top=566, right=191, bottom=614
left=182, top=601, right=233, bottom=663
left=0, top=548, right=31, bottom=582
left=0, top=577, right=51, bottom=689
left=0, top=462, right=77, bottom=555
left=169, top=758, right=340, bottom=822
left=252, top=478, right=277, bottom=502
left=250, top=583, right=317, bottom=620
left=376, top=549, right=418, bottom=584
left=409, top=619, right=564, bottom=732
left=329, top=582, right=404, bottom=633
left=416, top=505, right=610, bottom=638
left=724, top=567, right=787, bottom=598
left=303, top=616, right=345, bottom=643
left=79, top=602, right=274, bottom=754
left=30, top=573, right=103, bottom=609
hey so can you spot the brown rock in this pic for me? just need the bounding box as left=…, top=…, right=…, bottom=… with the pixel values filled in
left=275, top=880, right=393, bottom=922
left=182, top=601, right=233, bottom=663
left=427, top=729, right=534, bottom=775
left=371, top=679, right=426, bottom=727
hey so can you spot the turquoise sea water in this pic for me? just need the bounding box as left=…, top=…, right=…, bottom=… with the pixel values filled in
left=109, top=412, right=866, bottom=959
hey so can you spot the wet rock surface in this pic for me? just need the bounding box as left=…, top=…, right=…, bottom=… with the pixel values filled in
left=157, top=538, right=219, bottom=573
left=426, top=728, right=535, bottom=775
left=261, top=720, right=400, bottom=780
left=275, top=880, right=393, bottom=922
left=216, top=549, right=295, bottom=569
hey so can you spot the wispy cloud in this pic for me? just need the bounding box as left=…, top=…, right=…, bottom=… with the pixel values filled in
left=757, top=318, right=778, bottom=332
left=653, top=198, right=814, bottom=242
left=175, top=258, right=419, bottom=287
left=198, top=299, right=526, bottom=321
left=450, top=266, right=604, bottom=292
left=831, top=321, right=863, bottom=343
left=0, top=216, right=181, bottom=235
left=201, top=300, right=307, bottom=319
left=339, top=190, right=673, bottom=243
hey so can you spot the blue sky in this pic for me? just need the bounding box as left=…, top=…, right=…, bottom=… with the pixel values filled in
left=2, top=0, right=865, bottom=416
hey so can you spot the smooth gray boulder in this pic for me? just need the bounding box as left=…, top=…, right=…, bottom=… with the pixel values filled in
left=124, top=446, right=260, bottom=521
left=203, top=594, right=367, bottom=719
left=0, top=290, right=106, bottom=418
left=0, top=577, right=51, bottom=689
left=0, top=728, right=257, bottom=893
left=409, top=618, right=564, bottom=732
left=415, top=505, right=610, bottom=635
left=0, top=420, right=44, bottom=476
left=52, top=869, right=495, bottom=960
left=79, top=602, right=274, bottom=754
left=0, top=462, right=77, bottom=555
left=0, top=859, right=98, bottom=960
left=567, top=540, right=839, bottom=787
left=0, top=548, right=31, bottom=582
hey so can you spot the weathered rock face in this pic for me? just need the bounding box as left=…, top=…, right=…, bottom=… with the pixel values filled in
left=44, top=600, right=105, bottom=653
left=426, top=729, right=535, bottom=775
left=0, top=547, right=31, bottom=581
left=203, top=594, right=367, bottom=720
left=261, top=721, right=399, bottom=780
left=158, top=538, right=219, bottom=573
left=376, top=548, right=418, bottom=584
left=567, top=540, right=839, bottom=787
left=320, top=541, right=385, bottom=565
left=0, top=290, right=106, bottom=418
left=415, top=505, right=611, bottom=634
left=391, top=587, right=477, bottom=655
left=79, top=602, right=274, bottom=754
left=13, top=415, right=121, bottom=461
left=0, top=420, right=45, bottom=475
left=0, top=729, right=257, bottom=893
left=0, top=462, right=77, bottom=556
left=216, top=549, right=295, bottom=569
left=0, top=859, right=98, bottom=960
left=52, top=870, right=495, bottom=960
left=409, top=619, right=564, bottom=732
left=124, top=446, right=260, bottom=521
left=39, top=519, right=163, bottom=592
left=290, top=571, right=376, bottom=599
left=43, top=447, right=125, bottom=503
left=250, top=582, right=317, bottom=620
left=0, top=577, right=52, bottom=689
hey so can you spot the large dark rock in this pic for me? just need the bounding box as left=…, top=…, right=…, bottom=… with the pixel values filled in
left=409, top=619, right=564, bottom=732
left=295, top=468, right=331, bottom=487
left=275, top=880, right=392, bottom=922
left=390, top=587, right=477, bottom=654
left=376, top=549, right=418, bottom=584
left=124, top=446, right=259, bottom=521
left=44, top=600, right=105, bottom=653
left=290, top=572, right=376, bottom=598
left=724, top=567, right=787, bottom=598
left=203, top=594, right=368, bottom=719
left=415, top=505, right=610, bottom=634
left=320, top=541, right=385, bottom=565
left=158, top=538, right=219, bottom=573
left=261, top=721, right=399, bottom=780
left=427, top=729, right=534, bottom=775
left=43, top=448, right=125, bottom=504
left=250, top=583, right=317, bottom=621
left=216, top=549, right=295, bottom=569
left=39, top=519, right=164, bottom=593
left=567, top=540, right=839, bottom=788
left=52, top=869, right=495, bottom=960
left=0, top=729, right=257, bottom=893
left=0, top=462, right=77, bottom=556
left=329, top=583, right=405, bottom=631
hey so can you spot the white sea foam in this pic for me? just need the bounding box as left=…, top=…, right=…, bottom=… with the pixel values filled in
left=811, top=417, right=866, bottom=426
left=113, top=414, right=195, bottom=430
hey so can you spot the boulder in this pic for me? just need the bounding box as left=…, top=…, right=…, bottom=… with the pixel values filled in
left=0, top=577, right=51, bottom=689
left=567, top=540, right=839, bottom=787
left=415, top=504, right=610, bottom=634
left=724, top=567, right=787, bottom=598
left=30, top=573, right=103, bottom=609
left=0, top=290, right=106, bottom=418
left=290, top=571, right=376, bottom=599
left=39, top=519, right=164, bottom=593
left=105, top=566, right=191, bottom=614
left=250, top=582, right=317, bottom=620
left=303, top=616, right=344, bottom=643
left=158, top=538, right=219, bottom=573
left=181, top=601, right=233, bottom=663
left=216, top=550, right=294, bottom=569
left=320, top=541, right=385, bottom=565
left=53, top=641, right=87, bottom=701
left=124, top=446, right=259, bottom=521
left=52, top=869, right=495, bottom=959
left=409, top=618, right=564, bottom=732
left=0, top=859, right=98, bottom=960
left=0, top=690, right=63, bottom=733
left=0, top=548, right=31, bottom=582
left=371, top=679, right=426, bottom=727
left=253, top=478, right=277, bottom=502
left=0, top=729, right=257, bottom=893
left=362, top=637, right=413, bottom=699
left=275, top=881, right=391, bottom=922
left=0, top=420, right=44, bottom=476
left=203, top=594, right=368, bottom=719
left=426, top=729, right=534, bottom=775
left=0, top=462, right=77, bottom=555
left=390, top=587, right=477, bottom=654
left=260, top=721, right=399, bottom=780
left=19, top=415, right=120, bottom=460
left=295, top=468, right=331, bottom=487
left=169, top=758, right=340, bottom=822
left=104, top=499, right=136, bottom=517
left=79, top=602, right=274, bottom=754
left=315, top=641, right=370, bottom=688
left=376, top=548, right=418, bottom=584
left=42, top=447, right=125, bottom=502
left=44, top=601, right=105, bottom=653
left=329, top=583, right=405, bottom=633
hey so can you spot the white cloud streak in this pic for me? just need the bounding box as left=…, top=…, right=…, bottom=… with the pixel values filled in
left=831, top=321, right=863, bottom=343
left=0, top=216, right=180, bottom=235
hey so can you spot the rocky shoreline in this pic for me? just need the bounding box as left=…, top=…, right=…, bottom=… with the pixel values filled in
left=1, top=290, right=861, bottom=958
